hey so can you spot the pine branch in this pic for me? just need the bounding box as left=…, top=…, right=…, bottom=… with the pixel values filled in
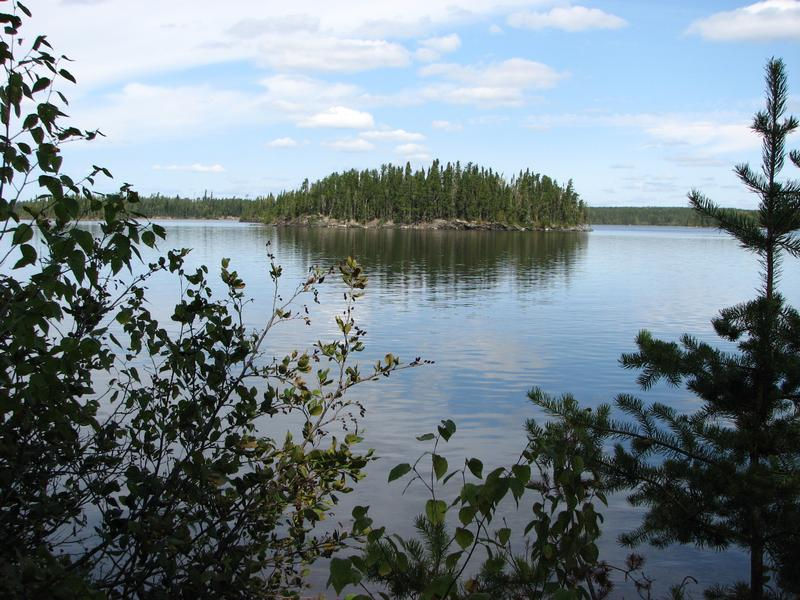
left=689, top=190, right=767, bottom=252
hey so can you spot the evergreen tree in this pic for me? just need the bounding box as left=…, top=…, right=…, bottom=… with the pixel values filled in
left=251, top=160, right=586, bottom=227
left=534, top=58, right=800, bottom=599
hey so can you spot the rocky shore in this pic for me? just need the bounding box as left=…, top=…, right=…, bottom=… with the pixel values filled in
left=267, top=215, right=591, bottom=232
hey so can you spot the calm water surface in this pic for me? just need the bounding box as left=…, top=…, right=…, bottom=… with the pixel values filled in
left=62, top=222, right=800, bottom=595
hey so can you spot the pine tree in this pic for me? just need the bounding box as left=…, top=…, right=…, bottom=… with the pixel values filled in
left=534, top=58, right=800, bottom=599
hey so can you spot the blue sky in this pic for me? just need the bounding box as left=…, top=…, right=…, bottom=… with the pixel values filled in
left=33, top=0, right=800, bottom=207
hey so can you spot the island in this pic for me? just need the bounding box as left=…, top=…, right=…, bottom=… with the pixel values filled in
left=83, top=160, right=589, bottom=231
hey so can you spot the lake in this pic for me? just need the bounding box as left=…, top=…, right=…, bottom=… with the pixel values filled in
left=57, top=221, right=800, bottom=595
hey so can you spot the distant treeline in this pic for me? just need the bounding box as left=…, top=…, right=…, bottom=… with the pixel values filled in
left=126, top=195, right=251, bottom=220
left=21, top=194, right=252, bottom=221
left=587, top=206, right=756, bottom=226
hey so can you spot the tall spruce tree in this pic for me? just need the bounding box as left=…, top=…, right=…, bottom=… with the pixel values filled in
left=533, top=58, right=800, bottom=599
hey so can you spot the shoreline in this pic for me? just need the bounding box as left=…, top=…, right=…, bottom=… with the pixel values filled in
left=130, top=216, right=717, bottom=230
left=262, top=216, right=591, bottom=232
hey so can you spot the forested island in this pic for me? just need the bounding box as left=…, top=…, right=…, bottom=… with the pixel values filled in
left=38, top=182, right=756, bottom=228
left=249, top=161, right=587, bottom=229
left=31, top=161, right=588, bottom=230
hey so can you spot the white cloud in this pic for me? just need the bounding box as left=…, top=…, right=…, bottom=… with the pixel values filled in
left=254, top=34, right=411, bottom=72
left=508, top=5, right=627, bottom=32
left=421, top=58, right=564, bottom=88
left=72, top=83, right=267, bottom=143
left=641, top=118, right=757, bottom=154
left=323, top=138, right=376, bottom=152
left=415, top=33, right=461, bottom=62
left=227, top=14, right=321, bottom=37
left=34, top=0, right=545, bottom=88
left=360, top=129, right=426, bottom=142
left=260, top=75, right=362, bottom=113
left=524, top=111, right=759, bottom=155
left=153, top=163, right=225, bottom=173
left=298, top=106, right=375, bottom=129
left=395, top=144, right=428, bottom=156
left=423, top=84, right=525, bottom=106
left=267, top=137, right=299, bottom=148
left=420, top=58, right=566, bottom=106
left=489, top=24, right=504, bottom=34
left=687, top=0, right=800, bottom=41
left=432, top=120, right=463, bottom=131
left=396, top=142, right=431, bottom=161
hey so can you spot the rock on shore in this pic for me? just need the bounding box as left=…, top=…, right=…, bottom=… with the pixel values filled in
left=268, top=215, right=590, bottom=232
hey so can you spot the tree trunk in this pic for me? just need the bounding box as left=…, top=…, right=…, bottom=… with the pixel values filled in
left=751, top=505, right=764, bottom=600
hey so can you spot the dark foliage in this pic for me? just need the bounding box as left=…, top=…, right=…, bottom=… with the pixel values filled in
left=587, top=206, right=756, bottom=227
left=532, top=58, right=800, bottom=600
left=252, top=161, right=587, bottom=227
left=0, top=4, right=410, bottom=598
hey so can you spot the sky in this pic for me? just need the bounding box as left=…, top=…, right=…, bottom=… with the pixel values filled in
left=23, top=0, right=800, bottom=207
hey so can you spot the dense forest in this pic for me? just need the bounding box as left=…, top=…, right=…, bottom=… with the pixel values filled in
left=24, top=161, right=588, bottom=228
left=28, top=194, right=757, bottom=228
left=252, top=161, right=587, bottom=227
left=587, top=206, right=757, bottom=226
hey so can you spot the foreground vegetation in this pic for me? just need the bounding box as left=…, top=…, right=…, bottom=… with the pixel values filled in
left=1, top=3, right=798, bottom=599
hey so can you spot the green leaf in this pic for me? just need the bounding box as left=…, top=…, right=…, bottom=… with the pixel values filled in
left=116, top=308, right=133, bottom=325
left=141, top=230, right=155, bottom=247
left=12, top=223, right=32, bottom=245
left=438, top=419, right=456, bottom=441
left=388, top=463, right=411, bottom=483
left=22, top=113, right=38, bottom=130
left=455, top=527, right=473, bottom=550
left=67, top=250, right=85, bottom=283
left=13, top=244, right=37, bottom=269
left=416, top=432, right=435, bottom=441
left=58, top=68, right=76, bottom=84
left=497, top=527, right=511, bottom=545
left=458, top=506, right=475, bottom=526
left=445, top=551, right=462, bottom=570
left=32, top=77, right=50, bottom=93
left=328, top=557, right=359, bottom=595
left=432, top=453, right=447, bottom=481
left=352, top=505, right=369, bottom=520
left=467, top=458, right=483, bottom=479
left=425, top=499, right=447, bottom=525
left=512, top=464, right=531, bottom=484
left=70, top=228, right=93, bottom=253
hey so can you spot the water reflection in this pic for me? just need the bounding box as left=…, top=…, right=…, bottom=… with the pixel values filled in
left=6, top=221, right=765, bottom=596
left=269, top=226, right=588, bottom=298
